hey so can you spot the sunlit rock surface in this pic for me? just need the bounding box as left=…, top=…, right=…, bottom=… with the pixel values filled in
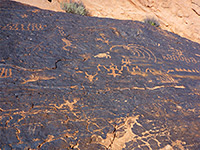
left=0, top=0, right=200, bottom=149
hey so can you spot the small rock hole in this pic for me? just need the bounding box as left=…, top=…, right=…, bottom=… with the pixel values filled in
left=48, top=0, right=52, bottom=2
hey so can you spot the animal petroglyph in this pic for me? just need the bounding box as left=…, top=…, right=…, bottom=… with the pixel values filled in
left=94, top=52, right=111, bottom=58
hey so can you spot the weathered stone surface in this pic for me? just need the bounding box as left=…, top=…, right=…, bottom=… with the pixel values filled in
left=0, top=0, right=200, bottom=149
left=13, top=0, right=200, bottom=44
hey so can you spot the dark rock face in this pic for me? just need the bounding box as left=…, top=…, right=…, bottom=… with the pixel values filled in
left=0, top=0, right=200, bottom=149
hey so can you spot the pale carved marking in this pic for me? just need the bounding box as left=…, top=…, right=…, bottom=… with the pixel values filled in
left=0, top=68, right=12, bottom=78
left=62, top=38, right=76, bottom=50
left=62, top=38, right=72, bottom=50
left=85, top=72, right=98, bottom=82
left=2, top=23, right=47, bottom=31
left=110, top=44, right=157, bottom=63
left=162, top=49, right=199, bottom=64
left=94, top=52, right=111, bottom=59
left=50, top=96, right=79, bottom=111
left=195, top=54, right=200, bottom=57
left=96, top=33, right=110, bottom=45
left=22, top=74, right=56, bottom=84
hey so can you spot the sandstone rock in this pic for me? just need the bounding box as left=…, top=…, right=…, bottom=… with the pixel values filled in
left=13, top=0, right=200, bottom=44
left=0, top=0, right=200, bottom=149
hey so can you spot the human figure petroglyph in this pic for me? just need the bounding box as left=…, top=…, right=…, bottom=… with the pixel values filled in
left=91, top=57, right=200, bottom=82
left=85, top=72, right=98, bottom=82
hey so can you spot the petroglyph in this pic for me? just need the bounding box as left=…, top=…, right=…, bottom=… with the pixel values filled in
left=94, top=52, right=111, bottom=58
left=97, top=63, right=122, bottom=77
left=22, top=74, right=56, bottom=84
left=0, top=68, right=12, bottom=78
left=175, top=68, right=200, bottom=73
left=162, top=49, right=199, bottom=63
left=80, top=57, right=200, bottom=82
left=92, top=114, right=186, bottom=150
left=195, top=54, right=200, bottom=57
left=50, top=96, right=79, bottom=111
left=115, top=85, right=185, bottom=91
left=1, top=1, right=199, bottom=149
left=21, top=14, right=28, bottom=18
left=57, top=26, right=67, bottom=37
left=62, top=38, right=72, bottom=50
left=98, top=115, right=141, bottom=149
left=2, top=23, right=47, bottom=31
left=110, top=44, right=157, bottom=63
left=85, top=72, right=98, bottom=82
left=96, top=33, right=110, bottom=45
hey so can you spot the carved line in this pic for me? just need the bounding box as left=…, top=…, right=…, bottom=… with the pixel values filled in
left=195, top=54, right=200, bottom=57
left=22, top=74, right=56, bottom=84
left=85, top=72, right=98, bottom=82
left=115, top=85, right=185, bottom=91
left=96, top=33, right=110, bottom=45
left=2, top=23, right=47, bottom=31
left=110, top=44, right=157, bottom=63
left=94, top=52, right=111, bottom=59
left=162, top=52, right=199, bottom=64
left=0, top=68, right=12, bottom=78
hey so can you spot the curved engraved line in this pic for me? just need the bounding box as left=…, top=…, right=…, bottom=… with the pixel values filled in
left=111, top=44, right=157, bottom=63
left=110, top=45, right=124, bottom=52
left=129, top=45, right=145, bottom=58
left=132, top=49, right=141, bottom=57
left=130, top=44, right=157, bottom=62
left=134, top=45, right=157, bottom=62
left=129, top=44, right=149, bottom=60
left=110, top=45, right=144, bottom=58
left=144, top=47, right=157, bottom=62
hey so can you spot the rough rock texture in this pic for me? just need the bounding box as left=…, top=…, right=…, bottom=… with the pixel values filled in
left=81, top=0, right=200, bottom=44
left=13, top=0, right=200, bottom=44
left=1, top=0, right=200, bottom=149
left=12, top=0, right=65, bottom=12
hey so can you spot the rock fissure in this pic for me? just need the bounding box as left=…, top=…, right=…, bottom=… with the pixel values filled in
left=192, top=8, right=200, bottom=16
